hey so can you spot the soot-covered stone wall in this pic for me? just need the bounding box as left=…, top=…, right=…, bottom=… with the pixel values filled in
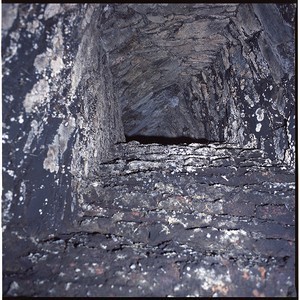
left=2, top=4, right=125, bottom=236
left=2, top=3, right=296, bottom=297
left=101, top=4, right=295, bottom=162
left=2, top=3, right=295, bottom=237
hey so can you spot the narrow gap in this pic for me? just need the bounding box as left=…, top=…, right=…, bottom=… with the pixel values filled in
left=125, top=135, right=221, bottom=145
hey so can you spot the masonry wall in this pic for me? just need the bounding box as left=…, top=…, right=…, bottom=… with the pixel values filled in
left=2, top=4, right=124, bottom=236
left=2, top=3, right=295, bottom=238
left=2, top=3, right=296, bottom=297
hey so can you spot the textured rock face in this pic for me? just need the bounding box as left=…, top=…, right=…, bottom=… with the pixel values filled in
left=3, top=142, right=295, bottom=297
left=104, top=4, right=237, bottom=140
left=101, top=4, right=295, bottom=168
left=2, top=4, right=125, bottom=235
left=2, top=3, right=296, bottom=297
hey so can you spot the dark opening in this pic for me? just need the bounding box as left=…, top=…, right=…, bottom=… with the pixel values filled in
left=125, top=135, right=217, bottom=145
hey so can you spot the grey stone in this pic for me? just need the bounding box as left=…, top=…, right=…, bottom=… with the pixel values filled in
left=2, top=3, right=295, bottom=298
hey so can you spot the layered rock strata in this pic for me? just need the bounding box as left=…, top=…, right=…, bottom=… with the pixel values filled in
left=4, top=142, right=295, bottom=297
left=2, top=3, right=296, bottom=297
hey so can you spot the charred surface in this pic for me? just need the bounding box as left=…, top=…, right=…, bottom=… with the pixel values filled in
left=2, top=3, right=296, bottom=298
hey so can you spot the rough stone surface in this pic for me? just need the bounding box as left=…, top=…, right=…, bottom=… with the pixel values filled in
left=3, top=142, right=295, bottom=297
left=2, top=3, right=296, bottom=298
left=102, top=3, right=295, bottom=169
left=2, top=3, right=125, bottom=236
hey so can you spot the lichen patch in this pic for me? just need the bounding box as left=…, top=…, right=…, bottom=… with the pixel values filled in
left=23, top=78, right=50, bottom=113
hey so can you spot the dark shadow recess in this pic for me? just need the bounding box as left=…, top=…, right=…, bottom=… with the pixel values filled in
left=125, top=135, right=220, bottom=145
